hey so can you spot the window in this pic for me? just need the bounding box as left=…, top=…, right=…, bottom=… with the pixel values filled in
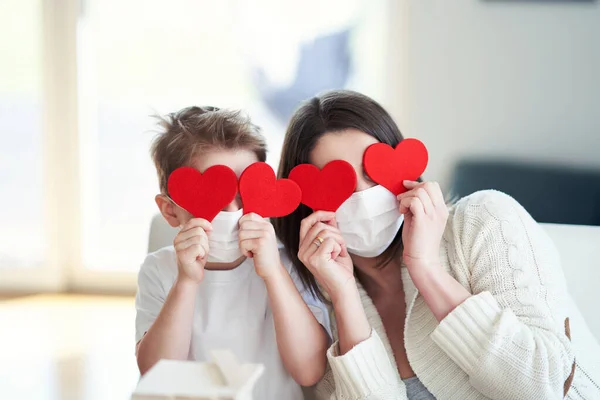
left=0, top=0, right=45, bottom=270
left=77, top=0, right=387, bottom=274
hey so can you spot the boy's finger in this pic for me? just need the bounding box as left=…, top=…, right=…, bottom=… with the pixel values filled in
left=239, top=212, right=264, bottom=224
left=175, top=235, right=202, bottom=250
left=239, top=239, right=260, bottom=258
left=239, top=220, right=268, bottom=231
left=180, top=243, right=207, bottom=261
left=181, top=218, right=212, bottom=233
left=176, top=226, right=209, bottom=243
left=175, top=235, right=209, bottom=254
left=238, top=230, right=265, bottom=241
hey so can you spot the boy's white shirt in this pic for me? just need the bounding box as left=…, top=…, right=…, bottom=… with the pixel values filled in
left=135, top=246, right=331, bottom=400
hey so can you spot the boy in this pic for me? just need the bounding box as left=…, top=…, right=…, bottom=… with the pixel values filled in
left=135, top=106, right=330, bottom=399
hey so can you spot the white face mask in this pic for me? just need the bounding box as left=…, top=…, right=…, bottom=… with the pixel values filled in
left=206, top=209, right=244, bottom=263
left=335, top=185, right=404, bottom=258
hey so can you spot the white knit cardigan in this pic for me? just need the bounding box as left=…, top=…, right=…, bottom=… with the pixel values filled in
left=315, top=190, right=599, bottom=400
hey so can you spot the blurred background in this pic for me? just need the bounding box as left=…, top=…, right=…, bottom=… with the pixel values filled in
left=0, top=0, right=599, bottom=399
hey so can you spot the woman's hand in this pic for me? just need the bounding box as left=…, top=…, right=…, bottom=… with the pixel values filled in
left=238, top=213, right=282, bottom=280
left=297, top=211, right=354, bottom=303
left=398, top=181, right=471, bottom=321
left=397, top=181, right=449, bottom=272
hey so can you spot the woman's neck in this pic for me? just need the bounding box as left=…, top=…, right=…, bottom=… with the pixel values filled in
left=353, top=254, right=405, bottom=303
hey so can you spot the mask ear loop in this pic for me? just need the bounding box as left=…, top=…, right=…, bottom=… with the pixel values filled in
left=164, top=194, right=188, bottom=230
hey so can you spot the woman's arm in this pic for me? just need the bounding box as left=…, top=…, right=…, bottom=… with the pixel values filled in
left=402, top=185, right=575, bottom=400
left=397, top=180, right=471, bottom=321
left=331, top=280, right=372, bottom=354
left=298, top=211, right=406, bottom=399
left=437, top=191, right=575, bottom=399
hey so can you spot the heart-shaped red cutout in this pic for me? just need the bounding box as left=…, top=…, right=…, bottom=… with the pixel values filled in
left=239, top=162, right=301, bottom=218
left=167, top=166, right=238, bottom=222
left=363, top=138, right=428, bottom=195
left=288, top=160, right=357, bottom=212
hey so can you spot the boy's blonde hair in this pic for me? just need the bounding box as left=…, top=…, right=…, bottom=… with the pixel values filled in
left=151, top=106, right=267, bottom=194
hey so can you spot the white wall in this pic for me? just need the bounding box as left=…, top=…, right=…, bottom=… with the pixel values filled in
left=386, top=0, right=600, bottom=188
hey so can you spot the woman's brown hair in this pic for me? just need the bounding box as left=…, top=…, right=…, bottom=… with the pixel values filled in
left=274, top=90, right=408, bottom=301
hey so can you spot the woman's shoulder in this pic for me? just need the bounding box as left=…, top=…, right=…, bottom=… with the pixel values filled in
left=444, top=189, right=540, bottom=252
left=449, top=189, right=522, bottom=219
left=443, top=189, right=560, bottom=274
left=446, top=189, right=534, bottom=232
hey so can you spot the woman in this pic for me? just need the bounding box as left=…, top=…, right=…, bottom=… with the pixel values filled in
left=274, top=90, right=597, bottom=399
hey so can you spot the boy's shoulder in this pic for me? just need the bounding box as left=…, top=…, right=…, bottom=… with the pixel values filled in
left=139, top=245, right=177, bottom=281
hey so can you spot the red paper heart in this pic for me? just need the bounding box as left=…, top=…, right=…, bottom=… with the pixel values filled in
left=167, top=166, right=238, bottom=222
left=239, top=162, right=301, bottom=218
left=288, top=160, right=357, bottom=212
left=363, top=138, right=428, bottom=195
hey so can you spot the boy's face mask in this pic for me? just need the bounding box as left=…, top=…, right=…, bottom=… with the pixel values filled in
left=335, top=185, right=404, bottom=258
left=170, top=196, right=244, bottom=264
left=205, top=209, right=244, bottom=263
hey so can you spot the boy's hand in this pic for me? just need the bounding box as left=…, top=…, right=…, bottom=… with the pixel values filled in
left=239, top=213, right=282, bottom=280
left=174, top=218, right=212, bottom=285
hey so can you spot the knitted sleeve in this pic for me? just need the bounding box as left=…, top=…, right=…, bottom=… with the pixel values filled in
left=315, top=285, right=407, bottom=400
left=430, top=190, right=575, bottom=400
left=316, top=329, right=407, bottom=400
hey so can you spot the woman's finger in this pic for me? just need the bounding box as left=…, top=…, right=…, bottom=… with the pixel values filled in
left=309, top=237, right=341, bottom=268
left=299, top=211, right=336, bottom=243
left=400, top=181, right=446, bottom=209
left=399, top=196, right=425, bottom=217
left=302, top=228, right=346, bottom=257
left=298, top=237, right=321, bottom=270
left=327, top=217, right=349, bottom=256
left=402, top=180, right=420, bottom=191
left=315, top=229, right=346, bottom=248
left=421, top=181, right=445, bottom=208
left=414, top=188, right=434, bottom=215
left=299, top=223, right=341, bottom=256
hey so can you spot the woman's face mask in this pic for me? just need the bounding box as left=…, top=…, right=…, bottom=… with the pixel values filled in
left=335, top=185, right=404, bottom=258
left=206, top=209, right=244, bottom=263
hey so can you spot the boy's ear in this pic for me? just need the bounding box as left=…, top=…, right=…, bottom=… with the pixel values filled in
left=155, top=194, right=181, bottom=228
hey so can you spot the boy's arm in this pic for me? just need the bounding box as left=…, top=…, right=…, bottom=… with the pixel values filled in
left=136, top=277, right=198, bottom=375
left=265, top=265, right=329, bottom=386
left=136, top=218, right=210, bottom=375
left=238, top=213, right=329, bottom=386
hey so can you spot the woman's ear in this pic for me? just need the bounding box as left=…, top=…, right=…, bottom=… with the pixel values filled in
left=155, top=194, right=181, bottom=228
